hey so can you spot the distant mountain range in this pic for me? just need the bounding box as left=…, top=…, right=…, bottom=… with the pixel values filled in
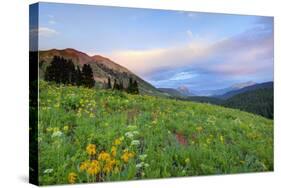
left=191, top=81, right=256, bottom=96
left=184, top=81, right=274, bottom=119
left=158, top=88, right=185, bottom=98
left=158, top=81, right=257, bottom=98
left=177, top=85, right=195, bottom=96
left=158, top=85, right=194, bottom=98
left=218, top=82, right=273, bottom=99
left=39, top=48, right=166, bottom=97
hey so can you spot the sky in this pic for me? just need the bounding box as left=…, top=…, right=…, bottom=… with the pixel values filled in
left=33, top=2, right=274, bottom=91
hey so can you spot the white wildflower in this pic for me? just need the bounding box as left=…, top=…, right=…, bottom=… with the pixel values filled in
left=136, top=162, right=149, bottom=169
left=139, top=154, right=147, bottom=161
left=125, top=131, right=134, bottom=139
left=130, top=140, right=140, bottom=146
left=44, top=169, right=53, bottom=174
left=52, top=130, right=63, bottom=138
left=136, top=163, right=143, bottom=168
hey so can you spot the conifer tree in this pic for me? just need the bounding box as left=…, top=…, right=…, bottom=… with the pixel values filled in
left=113, top=79, right=118, bottom=90
left=127, top=77, right=133, bottom=93
left=133, top=80, right=139, bottom=94
left=75, top=65, right=82, bottom=86
left=82, top=64, right=95, bottom=88
left=107, top=77, right=112, bottom=89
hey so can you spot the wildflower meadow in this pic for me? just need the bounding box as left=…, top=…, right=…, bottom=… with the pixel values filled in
left=38, top=81, right=273, bottom=185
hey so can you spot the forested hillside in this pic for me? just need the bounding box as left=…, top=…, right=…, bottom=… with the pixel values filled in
left=223, top=88, right=273, bottom=119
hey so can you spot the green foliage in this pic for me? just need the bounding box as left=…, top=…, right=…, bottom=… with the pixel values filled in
left=185, top=87, right=273, bottom=119
left=38, top=81, right=273, bottom=185
left=223, top=88, right=273, bottom=119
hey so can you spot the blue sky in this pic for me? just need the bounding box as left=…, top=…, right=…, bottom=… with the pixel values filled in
left=35, top=2, right=274, bottom=91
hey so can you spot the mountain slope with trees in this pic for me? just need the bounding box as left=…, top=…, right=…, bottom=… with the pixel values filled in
left=218, top=82, right=273, bottom=99
left=39, top=48, right=165, bottom=97
left=184, top=84, right=273, bottom=119
left=223, top=88, right=273, bottom=119
left=44, top=56, right=140, bottom=94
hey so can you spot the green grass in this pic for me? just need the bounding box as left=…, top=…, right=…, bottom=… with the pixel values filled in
left=38, top=81, right=273, bottom=185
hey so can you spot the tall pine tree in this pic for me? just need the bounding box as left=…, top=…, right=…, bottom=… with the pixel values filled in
left=132, top=80, right=139, bottom=94
left=75, top=65, right=82, bottom=86
left=82, top=64, right=95, bottom=88
left=127, top=77, right=133, bottom=93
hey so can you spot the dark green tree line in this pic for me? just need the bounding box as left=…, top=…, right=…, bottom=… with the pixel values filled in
left=45, top=56, right=95, bottom=88
left=109, top=77, right=139, bottom=94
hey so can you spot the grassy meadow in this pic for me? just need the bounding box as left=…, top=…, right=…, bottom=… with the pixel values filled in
left=38, top=80, right=273, bottom=185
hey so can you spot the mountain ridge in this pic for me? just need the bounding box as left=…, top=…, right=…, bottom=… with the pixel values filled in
left=38, top=48, right=166, bottom=97
left=218, top=81, right=273, bottom=99
left=192, top=81, right=256, bottom=96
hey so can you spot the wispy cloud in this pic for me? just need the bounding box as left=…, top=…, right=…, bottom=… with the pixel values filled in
left=169, top=71, right=198, bottom=81
left=109, top=40, right=211, bottom=76
left=30, top=27, right=59, bottom=37
left=108, top=19, right=273, bottom=82
left=38, top=27, right=58, bottom=37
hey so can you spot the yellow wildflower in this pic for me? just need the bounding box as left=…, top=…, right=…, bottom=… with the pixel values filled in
left=68, top=172, right=77, bottom=184
left=103, top=159, right=116, bottom=174
left=63, top=125, right=69, bottom=132
left=185, top=158, right=190, bottom=165
left=79, top=160, right=90, bottom=172
left=98, top=151, right=111, bottom=161
left=113, top=138, right=122, bottom=146
left=111, top=146, right=117, bottom=157
left=87, top=160, right=100, bottom=175
left=86, top=144, right=96, bottom=156
left=121, top=150, right=135, bottom=163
